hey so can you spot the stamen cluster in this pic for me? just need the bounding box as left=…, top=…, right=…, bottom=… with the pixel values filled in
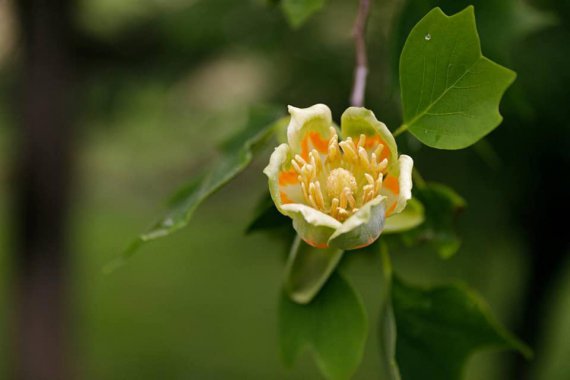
left=291, top=127, right=388, bottom=221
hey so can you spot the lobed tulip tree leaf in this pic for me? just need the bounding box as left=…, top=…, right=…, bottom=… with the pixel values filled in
left=105, top=106, right=284, bottom=272
left=281, top=0, right=326, bottom=28
left=393, top=0, right=555, bottom=68
left=280, top=271, right=367, bottom=380
left=392, top=276, right=531, bottom=380
left=399, top=7, right=516, bottom=149
left=402, top=182, right=465, bottom=259
left=284, top=235, right=344, bottom=304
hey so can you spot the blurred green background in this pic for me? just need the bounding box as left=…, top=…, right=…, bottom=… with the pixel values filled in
left=0, top=0, right=569, bottom=379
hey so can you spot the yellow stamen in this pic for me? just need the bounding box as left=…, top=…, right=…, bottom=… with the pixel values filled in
left=337, top=208, right=349, bottom=221
left=303, top=164, right=314, bottom=180
left=291, top=159, right=302, bottom=174
left=374, top=144, right=384, bottom=159
left=284, top=128, right=389, bottom=221
left=301, top=182, right=309, bottom=200
left=308, top=194, right=318, bottom=209
left=357, top=134, right=366, bottom=149
left=340, top=189, right=348, bottom=209
left=346, top=189, right=356, bottom=209
left=339, top=141, right=357, bottom=161
left=330, top=198, right=339, bottom=218
left=375, top=173, right=383, bottom=193
left=310, top=149, right=322, bottom=171
left=358, top=146, right=370, bottom=169
left=314, top=181, right=325, bottom=209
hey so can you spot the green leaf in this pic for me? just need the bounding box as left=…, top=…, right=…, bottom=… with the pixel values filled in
left=383, top=198, right=425, bottom=234
left=399, top=7, right=516, bottom=149
left=392, top=276, right=531, bottom=380
left=284, top=235, right=344, bottom=304
left=280, top=271, right=367, bottom=380
left=402, top=182, right=465, bottom=259
left=105, top=106, right=284, bottom=272
left=392, top=0, right=555, bottom=68
left=281, top=0, right=326, bottom=28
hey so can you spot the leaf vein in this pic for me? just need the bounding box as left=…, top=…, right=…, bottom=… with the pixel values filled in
left=406, top=57, right=481, bottom=128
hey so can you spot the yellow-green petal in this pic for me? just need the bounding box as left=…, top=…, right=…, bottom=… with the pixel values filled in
left=328, top=196, right=386, bottom=250
left=264, top=143, right=292, bottom=213
left=281, top=203, right=341, bottom=248
left=340, top=107, right=398, bottom=167
left=384, top=198, right=424, bottom=233
left=381, top=154, right=414, bottom=217
left=394, top=155, right=414, bottom=214
left=287, top=104, right=333, bottom=155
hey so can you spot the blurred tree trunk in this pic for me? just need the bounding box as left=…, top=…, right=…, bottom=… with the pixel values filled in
left=13, top=0, right=75, bottom=379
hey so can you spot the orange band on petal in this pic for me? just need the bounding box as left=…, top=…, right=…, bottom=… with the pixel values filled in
left=383, top=175, right=399, bottom=195
left=280, top=192, right=293, bottom=204
left=279, top=169, right=299, bottom=186
left=352, top=236, right=378, bottom=250
left=384, top=175, right=400, bottom=217
left=301, top=132, right=328, bottom=159
left=301, top=135, right=310, bottom=160
left=362, top=135, right=379, bottom=148
left=362, top=135, right=391, bottom=162
left=303, top=239, right=329, bottom=249
left=309, top=132, right=329, bottom=153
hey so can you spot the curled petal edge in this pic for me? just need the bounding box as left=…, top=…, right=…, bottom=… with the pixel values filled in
left=286, top=104, right=332, bottom=153
left=281, top=203, right=341, bottom=248
left=340, top=107, right=399, bottom=168
left=282, top=196, right=387, bottom=250
left=263, top=143, right=291, bottom=212
left=328, top=196, right=386, bottom=250
left=393, top=154, right=414, bottom=215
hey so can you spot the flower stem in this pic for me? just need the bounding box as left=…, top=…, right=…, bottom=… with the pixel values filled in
left=392, top=124, right=408, bottom=137
left=350, top=0, right=372, bottom=107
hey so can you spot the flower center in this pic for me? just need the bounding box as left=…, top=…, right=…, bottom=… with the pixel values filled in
left=326, top=168, right=357, bottom=200
left=290, top=127, right=389, bottom=221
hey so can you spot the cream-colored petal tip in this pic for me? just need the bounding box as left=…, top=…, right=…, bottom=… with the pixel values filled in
left=286, top=104, right=332, bottom=150
left=288, top=103, right=331, bottom=116
left=263, top=143, right=289, bottom=178
left=394, top=154, right=414, bottom=214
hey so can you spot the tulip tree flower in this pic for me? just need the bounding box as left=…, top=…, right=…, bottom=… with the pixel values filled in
left=264, top=104, right=413, bottom=251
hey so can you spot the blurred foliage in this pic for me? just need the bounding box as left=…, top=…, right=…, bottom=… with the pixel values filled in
left=382, top=197, right=424, bottom=234
left=280, top=271, right=367, bottom=380
left=402, top=182, right=465, bottom=259
left=393, top=276, right=531, bottom=380
left=280, top=0, right=328, bottom=27
left=0, top=0, right=567, bottom=379
left=105, top=106, right=283, bottom=272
